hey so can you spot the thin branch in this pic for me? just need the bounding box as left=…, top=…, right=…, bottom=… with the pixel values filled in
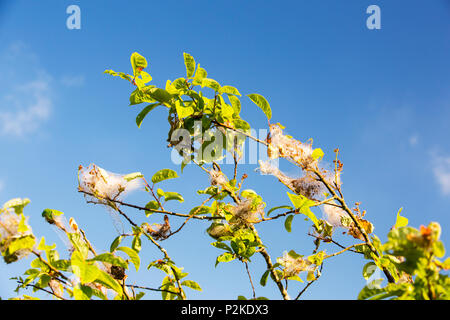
left=16, top=279, right=66, bottom=300
left=295, top=264, right=324, bottom=300
left=125, top=284, right=179, bottom=295
left=307, top=233, right=363, bottom=254
left=244, top=261, right=256, bottom=299
left=212, top=120, right=269, bottom=146
left=248, top=224, right=290, bottom=300
left=259, top=197, right=336, bottom=223
left=323, top=243, right=366, bottom=259
left=79, top=190, right=221, bottom=221
left=113, top=206, right=186, bottom=300
left=311, top=168, right=395, bottom=283
left=32, top=250, right=69, bottom=282
left=168, top=193, right=217, bottom=238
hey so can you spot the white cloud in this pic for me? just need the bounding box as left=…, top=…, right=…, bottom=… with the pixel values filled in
left=432, top=153, right=450, bottom=196
left=0, top=42, right=53, bottom=137
left=0, top=78, right=52, bottom=136
left=409, top=134, right=419, bottom=147
left=61, top=74, right=85, bottom=87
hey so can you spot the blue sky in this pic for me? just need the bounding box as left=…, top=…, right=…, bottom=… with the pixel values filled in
left=0, top=0, right=449, bottom=300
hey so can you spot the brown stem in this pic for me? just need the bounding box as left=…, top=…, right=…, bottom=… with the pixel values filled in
left=125, top=284, right=179, bottom=295
left=244, top=261, right=256, bottom=299
left=79, top=190, right=221, bottom=221
left=312, top=168, right=395, bottom=283
left=248, top=224, right=290, bottom=300
left=295, top=264, right=324, bottom=300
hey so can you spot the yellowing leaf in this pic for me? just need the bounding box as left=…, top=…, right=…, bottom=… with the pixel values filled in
left=247, top=93, right=271, bottom=120
left=394, top=208, right=408, bottom=228
left=183, top=52, right=196, bottom=78
left=287, top=192, right=319, bottom=228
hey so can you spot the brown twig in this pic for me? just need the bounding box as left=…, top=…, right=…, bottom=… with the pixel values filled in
left=16, top=279, right=66, bottom=300
left=244, top=261, right=256, bottom=299
left=295, top=264, right=324, bottom=300
left=248, top=224, right=290, bottom=300
left=125, top=284, right=179, bottom=295
left=168, top=193, right=217, bottom=238
left=311, top=168, right=395, bottom=283
left=79, top=190, right=221, bottom=221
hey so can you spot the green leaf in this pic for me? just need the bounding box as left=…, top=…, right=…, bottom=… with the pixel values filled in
left=284, top=215, right=294, bottom=232
left=183, top=53, right=196, bottom=78
left=442, top=257, right=450, bottom=269
left=4, top=198, right=31, bottom=214
left=30, top=258, right=49, bottom=270
left=157, top=188, right=165, bottom=198
left=215, top=252, right=235, bottom=267
left=161, top=276, right=177, bottom=300
left=220, top=103, right=234, bottom=120
left=17, top=214, right=30, bottom=233
left=147, top=87, right=173, bottom=103
left=232, top=119, right=250, bottom=134
left=193, top=65, right=207, bottom=85
left=286, top=192, right=319, bottom=228
left=110, top=235, right=123, bottom=253
left=433, top=241, right=445, bottom=258
left=116, top=247, right=140, bottom=271
left=260, top=270, right=270, bottom=286
left=135, top=292, right=145, bottom=300
left=175, top=100, right=195, bottom=119
left=129, top=87, right=156, bottom=105
left=136, top=103, right=160, bottom=128
left=145, top=201, right=160, bottom=217
left=132, top=233, right=142, bottom=253
left=104, top=69, right=133, bottom=82
left=67, top=233, right=89, bottom=259
left=362, top=262, right=377, bottom=280
left=139, top=71, right=152, bottom=83
left=123, top=172, right=143, bottom=182
left=358, top=279, right=385, bottom=300
left=267, top=205, right=293, bottom=217
left=94, top=270, right=123, bottom=296
left=287, top=275, right=305, bottom=283
left=73, top=285, right=93, bottom=300
left=190, top=206, right=211, bottom=215
left=288, top=250, right=303, bottom=259
left=89, top=253, right=128, bottom=269
left=41, top=208, right=63, bottom=224
left=37, top=237, right=56, bottom=251
left=52, top=259, right=71, bottom=271
left=231, top=239, right=246, bottom=255
left=71, top=251, right=100, bottom=284
left=151, top=169, right=179, bottom=184
left=162, top=191, right=184, bottom=203
left=201, top=78, right=221, bottom=92
left=44, top=249, right=58, bottom=266
left=4, top=235, right=35, bottom=263
left=220, top=85, right=241, bottom=96
left=211, top=241, right=232, bottom=252
left=181, top=280, right=202, bottom=291
left=307, top=271, right=317, bottom=282
left=394, top=208, right=408, bottom=229
left=228, top=95, right=241, bottom=115
left=130, top=52, right=147, bottom=76
left=247, top=93, right=271, bottom=120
